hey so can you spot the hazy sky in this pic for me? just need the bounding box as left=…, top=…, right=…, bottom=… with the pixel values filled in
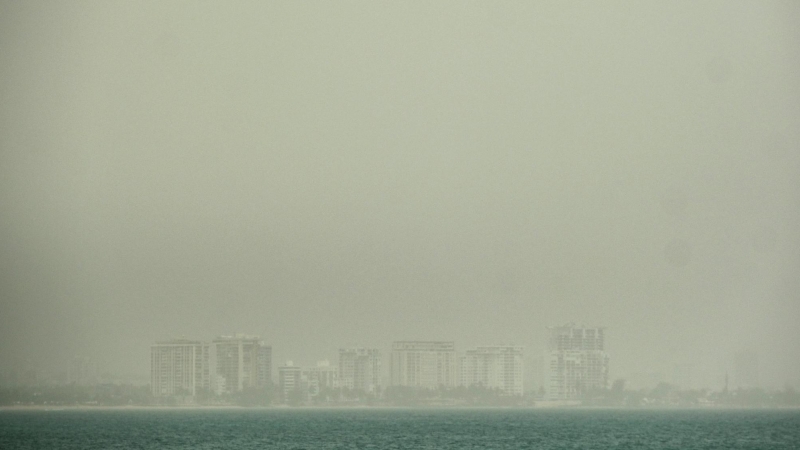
left=1, top=1, right=798, bottom=388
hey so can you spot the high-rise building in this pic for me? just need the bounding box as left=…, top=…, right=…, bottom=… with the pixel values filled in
left=150, top=339, right=210, bottom=399
left=278, top=361, right=304, bottom=403
left=546, top=324, right=609, bottom=400
left=339, top=348, right=382, bottom=394
left=460, top=345, right=524, bottom=396
left=257, top=344, right=273, bottom=388
left=390, top=341, right=457, bottom=389
left=303, top=360, right=338, bottom=397
left=212, top=334, right=272, bottom=394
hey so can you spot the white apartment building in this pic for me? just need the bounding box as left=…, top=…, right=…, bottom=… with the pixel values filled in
left=390, top=341, right=458, bottom=389
left=212, top=334, right=272, bottom=394
left=151, top=339, right=210, bottom=399
left=546, top=324, right=609, bottom=400
left=460, top=345, right=524, bottom=396
left=339, top=348, right=381, bottom=394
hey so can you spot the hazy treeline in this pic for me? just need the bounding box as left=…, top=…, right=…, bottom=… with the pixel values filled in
left=581, top=380, right=800, bottom=408
left=0, top=384, right=150, bottom=407
left=381, top=386, right=525, bottom=407
left=5, top=381, right=799, bottom=408
left=0, top=384, right=524, bottom=407
left=204, top=385, right=526, bottom=408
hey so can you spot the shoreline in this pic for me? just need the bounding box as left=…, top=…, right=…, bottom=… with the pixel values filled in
left=2, top=404, right=799, bottom=412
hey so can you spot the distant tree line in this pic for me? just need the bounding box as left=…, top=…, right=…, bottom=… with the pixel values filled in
left=5, top=380, right=796, bottom=408
left=0, top=383, right=151, bottom=406
left=580, top=379, right=800, bottom=408
left=383, top=385, right=524, bottom=407
left=211, top=384, right=525, bottom=407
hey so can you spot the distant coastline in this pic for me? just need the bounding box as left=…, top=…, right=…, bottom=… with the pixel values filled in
left=3, top=404, right=800, bottom=412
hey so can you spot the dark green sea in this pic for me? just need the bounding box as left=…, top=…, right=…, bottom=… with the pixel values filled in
left=1, top=408, right=798, bottom=449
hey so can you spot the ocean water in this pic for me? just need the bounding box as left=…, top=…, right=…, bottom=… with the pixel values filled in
left=1, top=408, right=798, bottom=449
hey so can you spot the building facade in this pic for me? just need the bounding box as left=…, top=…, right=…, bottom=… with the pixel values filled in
left=339, top=348, right=382, bottom=394
left=460, top=345, right=524, bottom=396
left=151, top=339, right=210, bottom=399
left=303, top=360, right=338, bottom=397
left=256, top=344, right=273, bottom=388
left=278, top=361, right=304, bottom=404
left=212, top=334, right=272, bottom=394
left=546, top=324, right=608, bottom=400
left=390, top=341, right=458, bottom=389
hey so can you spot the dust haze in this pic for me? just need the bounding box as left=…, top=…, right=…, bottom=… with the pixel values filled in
left=1, top=1, right=798, bottom=390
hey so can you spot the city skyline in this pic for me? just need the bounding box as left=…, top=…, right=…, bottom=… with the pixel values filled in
left=147, top=335, right=530, bottom=404
left=1, top=1, right=798, bottom=393
left=140, top=325, right=766, bottom=400
left=0, top=4, right=798, bottom=448
left=0, top=326, right=772, bottom=395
